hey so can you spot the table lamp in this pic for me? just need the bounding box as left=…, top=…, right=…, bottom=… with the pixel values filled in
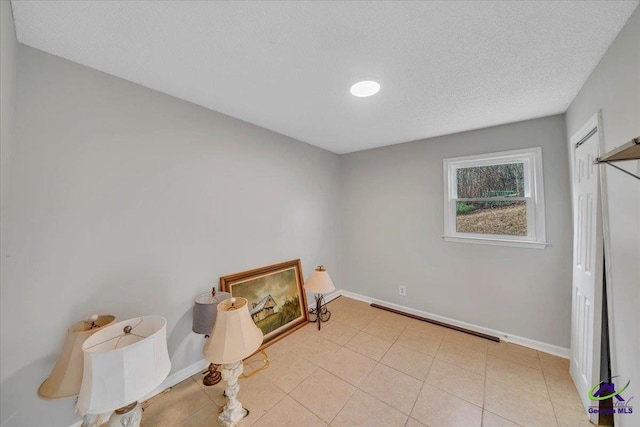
left=203, top=297, right=263, bottom=427
left=38, top=314, right=115, bottom=400
left=192, top=288, right=231, bottom=334
left=193, top=288, right=231, bottom=386
left=76, top=316, right=171, bottom=427
left=304, top=265, right=336, bottom=330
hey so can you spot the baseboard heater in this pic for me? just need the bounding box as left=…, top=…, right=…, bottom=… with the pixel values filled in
left=370, top=303, right=500, bottom=343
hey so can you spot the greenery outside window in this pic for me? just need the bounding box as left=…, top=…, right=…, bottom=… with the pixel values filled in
left=443, top=147, right=547, bottom=249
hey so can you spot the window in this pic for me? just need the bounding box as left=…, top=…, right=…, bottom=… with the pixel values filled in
left=443, top=147, right=547, bottom=249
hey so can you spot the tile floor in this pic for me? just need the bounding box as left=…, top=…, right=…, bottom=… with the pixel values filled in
left=142, top=297, right=592, bottom=427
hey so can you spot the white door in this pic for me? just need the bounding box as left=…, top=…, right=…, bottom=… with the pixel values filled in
left=570, top=117, right=604, bottom=421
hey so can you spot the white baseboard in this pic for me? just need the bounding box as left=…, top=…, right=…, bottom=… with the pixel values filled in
left=146, top=359, right=210, bottom=400
left=321, top=289, right=343, bottom=304
left=340, top=290, right=375, bottom=304
left=306, top=289, right=342, bottom=308
left=337, top=290, right=570, bottom=359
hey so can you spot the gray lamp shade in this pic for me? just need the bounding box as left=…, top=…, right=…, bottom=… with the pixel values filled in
left=192, top=289, right=231, bottom=334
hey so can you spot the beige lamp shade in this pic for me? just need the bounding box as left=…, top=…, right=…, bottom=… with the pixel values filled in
left=192, top=289, right=231, bottom=334
left=38, top=315, right=116, bottom=400
left=76, top=316, right=171, bottom=415
left=304, top=266, right=336, bottom=294
left=202, top=297, right=263, bottom=365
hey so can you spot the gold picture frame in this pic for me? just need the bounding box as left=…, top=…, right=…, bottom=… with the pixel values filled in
left=220, top=259, right=309, bottom=352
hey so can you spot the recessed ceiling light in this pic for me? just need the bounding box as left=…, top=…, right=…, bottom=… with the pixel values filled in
left=350, top=80, right=380, bottom=97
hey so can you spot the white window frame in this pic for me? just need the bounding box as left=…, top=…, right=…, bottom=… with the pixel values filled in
left=443, top=147, right=547, bottom=249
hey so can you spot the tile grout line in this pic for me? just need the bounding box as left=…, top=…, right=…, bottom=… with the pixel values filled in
left=483, top=409, right=525, bottom=427
left=318, top=366, right=360, bottom=426
left=354, top=380, right=412, bottom=424
left=249, top=394, right=285, bottom=427
left=301, top=305, right=387, bottom=425
left=346, top=309, right=418, bottom=424
left=408, top=334, right=444, bottom=425
left=542, top=367, right=562, bottom=427
left=549, top=378, right=565, bottom=426
left=409, top=380, right=428, bottom=426
left=164, top=376, right=221, bottom=426
left=284, top=373, right=332, bottom=426
left=330, top=306, right=407, bottom=424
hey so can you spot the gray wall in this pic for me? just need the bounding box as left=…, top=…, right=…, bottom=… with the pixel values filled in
left=565, top=7, right=639, bottom=427
left=0, top=1, right=20, bottom=420
left=1, top=0, right=17, bottom=327
left=340, top=115, right=573, bottom=347
left=1, top=45, right=341, bottom=426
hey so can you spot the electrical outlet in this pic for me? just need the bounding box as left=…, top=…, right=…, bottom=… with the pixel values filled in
left=399, top=285, right=407, bottom=296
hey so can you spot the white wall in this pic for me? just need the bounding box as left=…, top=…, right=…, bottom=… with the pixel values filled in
left=0, top=45, right=341, bottom=426
left=340, top=115, right=573, bottom=348
left=565, top=7, right=640, bottom=427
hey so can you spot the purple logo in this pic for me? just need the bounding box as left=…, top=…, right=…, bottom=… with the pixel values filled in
left=588, top=376, right=634, bottom=415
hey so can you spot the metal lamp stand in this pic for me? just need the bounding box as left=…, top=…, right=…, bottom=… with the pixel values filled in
left=309, top=293, right=331, bottom=330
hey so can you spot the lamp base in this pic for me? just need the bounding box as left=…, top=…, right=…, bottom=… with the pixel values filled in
left=108, top=401, right=142, bottom=427
left=203, top=363, right=222, bottom=386
left=80, top=414, right=100, bottom=427
left=309, top=294, right=331, bottom=330
left=219, top=406, right=249, bottom=427
left=218, top=361, right=250, bottom=427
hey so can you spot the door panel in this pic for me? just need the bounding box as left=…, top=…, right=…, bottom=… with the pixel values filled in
left=571, top=128, right=603, bottom=421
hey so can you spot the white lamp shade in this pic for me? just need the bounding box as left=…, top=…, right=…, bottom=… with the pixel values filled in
left=76, top=316, right=171, bottom=415
left=304, top=267, right=336, bottom=294
left=202, top=298, right=263, bottom=365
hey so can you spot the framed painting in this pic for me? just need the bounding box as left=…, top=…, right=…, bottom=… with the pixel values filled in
left=220, top=259, right=309, bottom=351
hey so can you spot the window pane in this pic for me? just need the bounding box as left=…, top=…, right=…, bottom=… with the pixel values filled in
left=456, top=200, right=527, bottom=236
left=456, top=163, right=525, bottom=198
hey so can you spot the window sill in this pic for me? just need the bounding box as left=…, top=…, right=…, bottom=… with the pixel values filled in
left=443, top=236, right=548, bottom=249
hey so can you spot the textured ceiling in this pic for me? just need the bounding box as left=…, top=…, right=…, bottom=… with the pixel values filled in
left=10, top=1, right=639, bottom=154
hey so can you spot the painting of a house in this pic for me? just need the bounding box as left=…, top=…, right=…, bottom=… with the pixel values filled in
left=220, top=260, right=309, bottom=349
left=250, top=294, right=278, bottom=322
